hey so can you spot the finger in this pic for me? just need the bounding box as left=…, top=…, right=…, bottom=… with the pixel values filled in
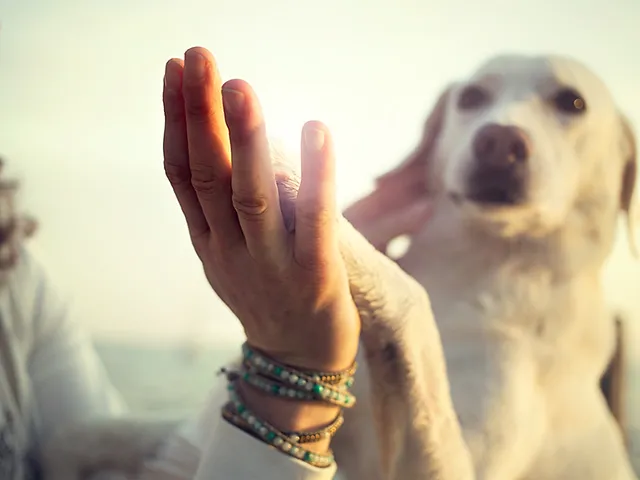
left=221, top=79, right=287, bottom=264
left=294, top=121, right=337, bottom=269
left=182, top=47, right=243, bottom=248
left=163, top=58, right=210, bottom=241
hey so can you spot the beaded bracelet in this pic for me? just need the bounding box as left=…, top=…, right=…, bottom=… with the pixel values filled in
left=242, top=342, right=357, bottom=387
left=222, top=381, right=335, bottom=468
left=224, top=398, right=344, bottom=444
left=219, top=368, right=346, bottom=443
left=222, top=407, right=335, bottom=468
left=284, top=413, right=344, bottom=444
left=241, top=367, right=357, bottom=408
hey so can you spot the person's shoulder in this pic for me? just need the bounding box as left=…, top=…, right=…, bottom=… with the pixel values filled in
left=2, top=246, right=65, bottom=337
left=6, top=246, right=49, bottom=292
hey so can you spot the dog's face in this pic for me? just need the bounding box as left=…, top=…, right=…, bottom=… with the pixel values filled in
left=378, top=55, right=637, bottom=241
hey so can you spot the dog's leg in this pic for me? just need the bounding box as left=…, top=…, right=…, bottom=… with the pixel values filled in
left=274, top=163, right=474, bottom=480
left=336, top=219, right=474, bottom=480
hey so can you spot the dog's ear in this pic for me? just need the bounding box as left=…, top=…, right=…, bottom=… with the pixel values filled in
left=344, top=85, right=452, bottom=224
left=375, top=85, right=453, bottom=197
left=619, top=115, right=637, bottom=257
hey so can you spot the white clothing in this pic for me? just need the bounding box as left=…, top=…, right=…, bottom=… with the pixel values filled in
left=0, top=248, right=336, bottom=479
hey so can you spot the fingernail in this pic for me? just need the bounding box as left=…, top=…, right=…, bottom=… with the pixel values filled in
left=164, top=61, right=181, bottom=92
left=185, top=51, right=207, bottom=82
left=221, top=88, right=246, bottom=116
left=304, top=127, right=325, bottom=152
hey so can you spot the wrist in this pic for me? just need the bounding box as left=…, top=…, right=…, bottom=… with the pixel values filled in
left=247, top=314, right=360, bottom=375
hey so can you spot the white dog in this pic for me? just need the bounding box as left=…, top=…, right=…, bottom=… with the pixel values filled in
left=43, top=54, right=638, bottom=480
left=331, top=53, right=638, bottom=480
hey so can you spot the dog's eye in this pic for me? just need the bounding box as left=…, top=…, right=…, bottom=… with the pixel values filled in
left=552, top=88, right=587, bottom=114
left=457, top=86, right=489, bottom=110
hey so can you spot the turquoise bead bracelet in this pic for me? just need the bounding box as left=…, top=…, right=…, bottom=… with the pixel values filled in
left=241, top=367, right=357, bottom=408
left=222, top=381, right=335, bottom=469
left=241, top=342, right=357, bottom=388
left=284, top=413, right=344, bottom=444
left=218, top=367, right=346, bottom=442
left=222, top=407, right=335, bottom=469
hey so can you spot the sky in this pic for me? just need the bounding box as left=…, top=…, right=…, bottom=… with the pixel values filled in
left=0, top=0, right=638, bottom=361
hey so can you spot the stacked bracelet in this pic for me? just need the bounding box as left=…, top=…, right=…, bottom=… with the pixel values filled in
left=222, top=381, right=335, bottom=468
left=284, top=413, right=344, bottom=444
left=219, top=343, right=358, bottom=469
left=241, top=343, right=357, bottom=388
left=241, top=343, right=357, bottom=408
left=220, top=369, right=345, bottom=442
left=241, top=367, right=356, bottom=408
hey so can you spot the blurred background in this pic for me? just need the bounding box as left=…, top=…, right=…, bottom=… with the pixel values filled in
left=0, top=0, right=638, bottom=472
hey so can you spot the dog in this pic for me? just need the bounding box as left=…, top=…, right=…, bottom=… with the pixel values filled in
left=42, top=53, right=638, bottom=480
left=333, top=53, right=638, bottom=479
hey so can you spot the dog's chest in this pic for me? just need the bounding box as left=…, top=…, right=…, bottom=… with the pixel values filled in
left=410, top=257, right=553, bottom=338
left=409, top=252, right=610, bottom=371
left=397, top=241, right=618, bottom=469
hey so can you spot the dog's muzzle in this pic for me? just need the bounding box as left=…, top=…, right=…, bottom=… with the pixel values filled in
left=464, top=123, right=530, bottom=206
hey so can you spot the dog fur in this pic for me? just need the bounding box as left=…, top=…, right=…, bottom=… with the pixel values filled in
left=42, top=54, right=638, bottom=479
left=334, top=53, right=638, bottom=480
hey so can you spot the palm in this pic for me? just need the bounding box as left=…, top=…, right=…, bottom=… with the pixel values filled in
left=162, top=48, right=360, bottom=373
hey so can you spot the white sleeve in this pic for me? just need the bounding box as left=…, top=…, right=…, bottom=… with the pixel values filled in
left=21, top=250, right=335, bottom=479
left=194, top=418, right=338, bottom=480
left=23, top=250, right=126, bottom=442
left=142, top=379, right=338, bottom=480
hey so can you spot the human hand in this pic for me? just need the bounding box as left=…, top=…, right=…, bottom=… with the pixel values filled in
left=162, top=47, right=359, bottom=376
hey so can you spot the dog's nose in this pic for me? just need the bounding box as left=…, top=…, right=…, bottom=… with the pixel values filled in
left=465, top=124, right=530, bottom=205
left=473, top=123, right=531, bottom=167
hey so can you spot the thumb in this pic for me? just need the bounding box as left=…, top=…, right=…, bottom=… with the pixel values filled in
left=294, top=121, right=338, bottom=270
